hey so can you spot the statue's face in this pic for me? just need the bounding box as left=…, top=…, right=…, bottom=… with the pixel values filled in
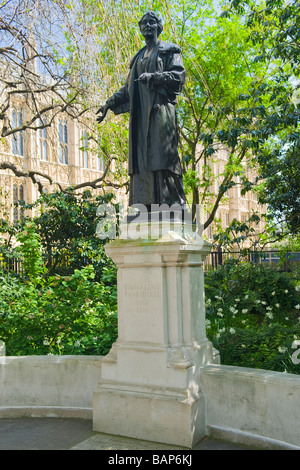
left=140, top=15, right=159, bottom=40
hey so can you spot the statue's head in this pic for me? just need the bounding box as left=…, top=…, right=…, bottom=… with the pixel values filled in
left=138, top=11, right=163, bottom=38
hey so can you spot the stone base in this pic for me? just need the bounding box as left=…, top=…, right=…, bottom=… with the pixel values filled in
left=93, top=384, right=205, bottom=448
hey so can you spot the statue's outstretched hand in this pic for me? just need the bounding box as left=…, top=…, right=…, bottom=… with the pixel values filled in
left=96, top=105, right=108, bottom=123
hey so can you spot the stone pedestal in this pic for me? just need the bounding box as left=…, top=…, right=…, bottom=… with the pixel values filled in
left=93, top=221, right=219, bottom=448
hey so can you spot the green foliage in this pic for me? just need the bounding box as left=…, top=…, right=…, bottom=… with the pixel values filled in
left=15, top=222, right=46, bottom=280
left=205, top=260, right=300, bottom=373
left=213, top=214, right=262, bottom=250
left=215, top=324, right=300, bottom=374
left=261, top=142, right=300, bottom=235
left=178, top=7, right=270, bottom=222
left=276, top=234, right=300, bottom=268
left=0, top=265, right=117, bottom=356
left=13, top=190, right=118, bottom=280
left=222, top=0, right=300, bottom=235
left=0, top=192, right=119, bottom=356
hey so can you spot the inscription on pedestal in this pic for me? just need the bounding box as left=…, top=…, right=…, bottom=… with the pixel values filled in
left=124, top=283, right=160, bottom=314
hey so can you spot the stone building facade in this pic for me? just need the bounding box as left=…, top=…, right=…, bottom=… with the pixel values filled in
left=197, top=147, right=267, bottom=243
left=0, top=101, right=108, bottom=223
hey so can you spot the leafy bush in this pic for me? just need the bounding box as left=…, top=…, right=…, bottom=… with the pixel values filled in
left=16, top=222, right=46, bottom=279
left=1, top=190, right=119, bottom=280
left=0, top=220, right=118, bottom=356
left=214, top=324, right=300, bottom=374
left=0, top=193, right=120, bottom=356
left=205, top=260, right=300, bottom=374
left=0, top=265, right=117, bottom=356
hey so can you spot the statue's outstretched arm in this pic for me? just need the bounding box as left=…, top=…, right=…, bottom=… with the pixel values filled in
left=96, top=85, right=130, bottom=122
left=96, top=105, right=109, bottom=123
left=96, top=95, right=118, bottom=123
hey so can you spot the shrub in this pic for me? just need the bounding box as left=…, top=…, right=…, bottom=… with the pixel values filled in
left=214, top=324, right=300, bottom=374
left=0, top=196, right=119, bottom=356
left=0, top=265, right=118, bottom=356
left=205, top=260, right=300, bottom=374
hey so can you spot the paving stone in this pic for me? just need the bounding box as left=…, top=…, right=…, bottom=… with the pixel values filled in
left=0, top=418, right=256, bottom=451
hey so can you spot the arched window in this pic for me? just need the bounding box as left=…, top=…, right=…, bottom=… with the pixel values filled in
left=13, top=184, right=25, bottom=224
left=97, top=137, right=105, bottom=172
left=12, top=109, right=24, bottom=156
left=59, top=120, right=68, bottom=164
left=82, top=130, right=88, bottom=168
left=98, top=156, right=105, bottom=172
left=19, top=185, right=24, bottom=219
left=13, top=184, right=18, bottom=224
left=38, top=118, right=48, bottom=161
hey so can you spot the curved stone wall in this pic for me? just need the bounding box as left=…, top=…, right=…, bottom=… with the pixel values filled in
left=200, top=365, right=300, bottom=449
left=0, top=355, right=103, bottom=419
left=0, top=356, right=299, bottom=449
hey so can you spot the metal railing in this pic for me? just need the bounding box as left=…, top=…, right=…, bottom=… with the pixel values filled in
left=205, top=250, right=300, bottom=271
left=1, top=250, right=299, bottom=275
left=0, top=255, right=24, bottom=274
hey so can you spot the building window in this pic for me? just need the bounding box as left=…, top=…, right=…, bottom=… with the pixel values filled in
left=97, top=137, right=105, bottom=172
left=12, top=110, right=24, bottom=156
left=98, top=155, right=105, bottom=172
left=59, top=120, right=68, bottom=164
left=207, top=225, right=213, bottom=240
left=38, top=118, right=48, bottom=161
left=81, top=130, right=89, bottom=168
left=225, top=213, right=229, bottom=227
left=13, top=184, right=25, bottom=224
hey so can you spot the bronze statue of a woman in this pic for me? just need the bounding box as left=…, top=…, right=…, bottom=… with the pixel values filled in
left=97, top=12, right=186, bottom=211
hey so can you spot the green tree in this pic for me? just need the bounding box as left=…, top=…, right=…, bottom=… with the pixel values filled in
left=16, top=222, right=46, bottom=280
left=0, top=194, right=119, bottom=356
left=221, top=0, right=300, bottom=235
left=177, top=9, right=269, bottom=223
left=0, top=190, right=119, bottom=279
left=29, top=190, right=118, bottom=278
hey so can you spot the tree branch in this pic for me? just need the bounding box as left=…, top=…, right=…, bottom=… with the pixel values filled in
left=0, top=159, right=129, bottom=195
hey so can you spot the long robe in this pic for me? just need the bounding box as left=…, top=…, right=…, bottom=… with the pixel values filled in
left=108, top=40, right=186, bottom=206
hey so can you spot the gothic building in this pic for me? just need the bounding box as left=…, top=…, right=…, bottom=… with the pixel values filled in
left=0, top=104, right=107, bottom=223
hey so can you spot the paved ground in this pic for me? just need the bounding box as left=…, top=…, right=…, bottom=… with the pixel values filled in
left=0, top=417, right=256, bottom=451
